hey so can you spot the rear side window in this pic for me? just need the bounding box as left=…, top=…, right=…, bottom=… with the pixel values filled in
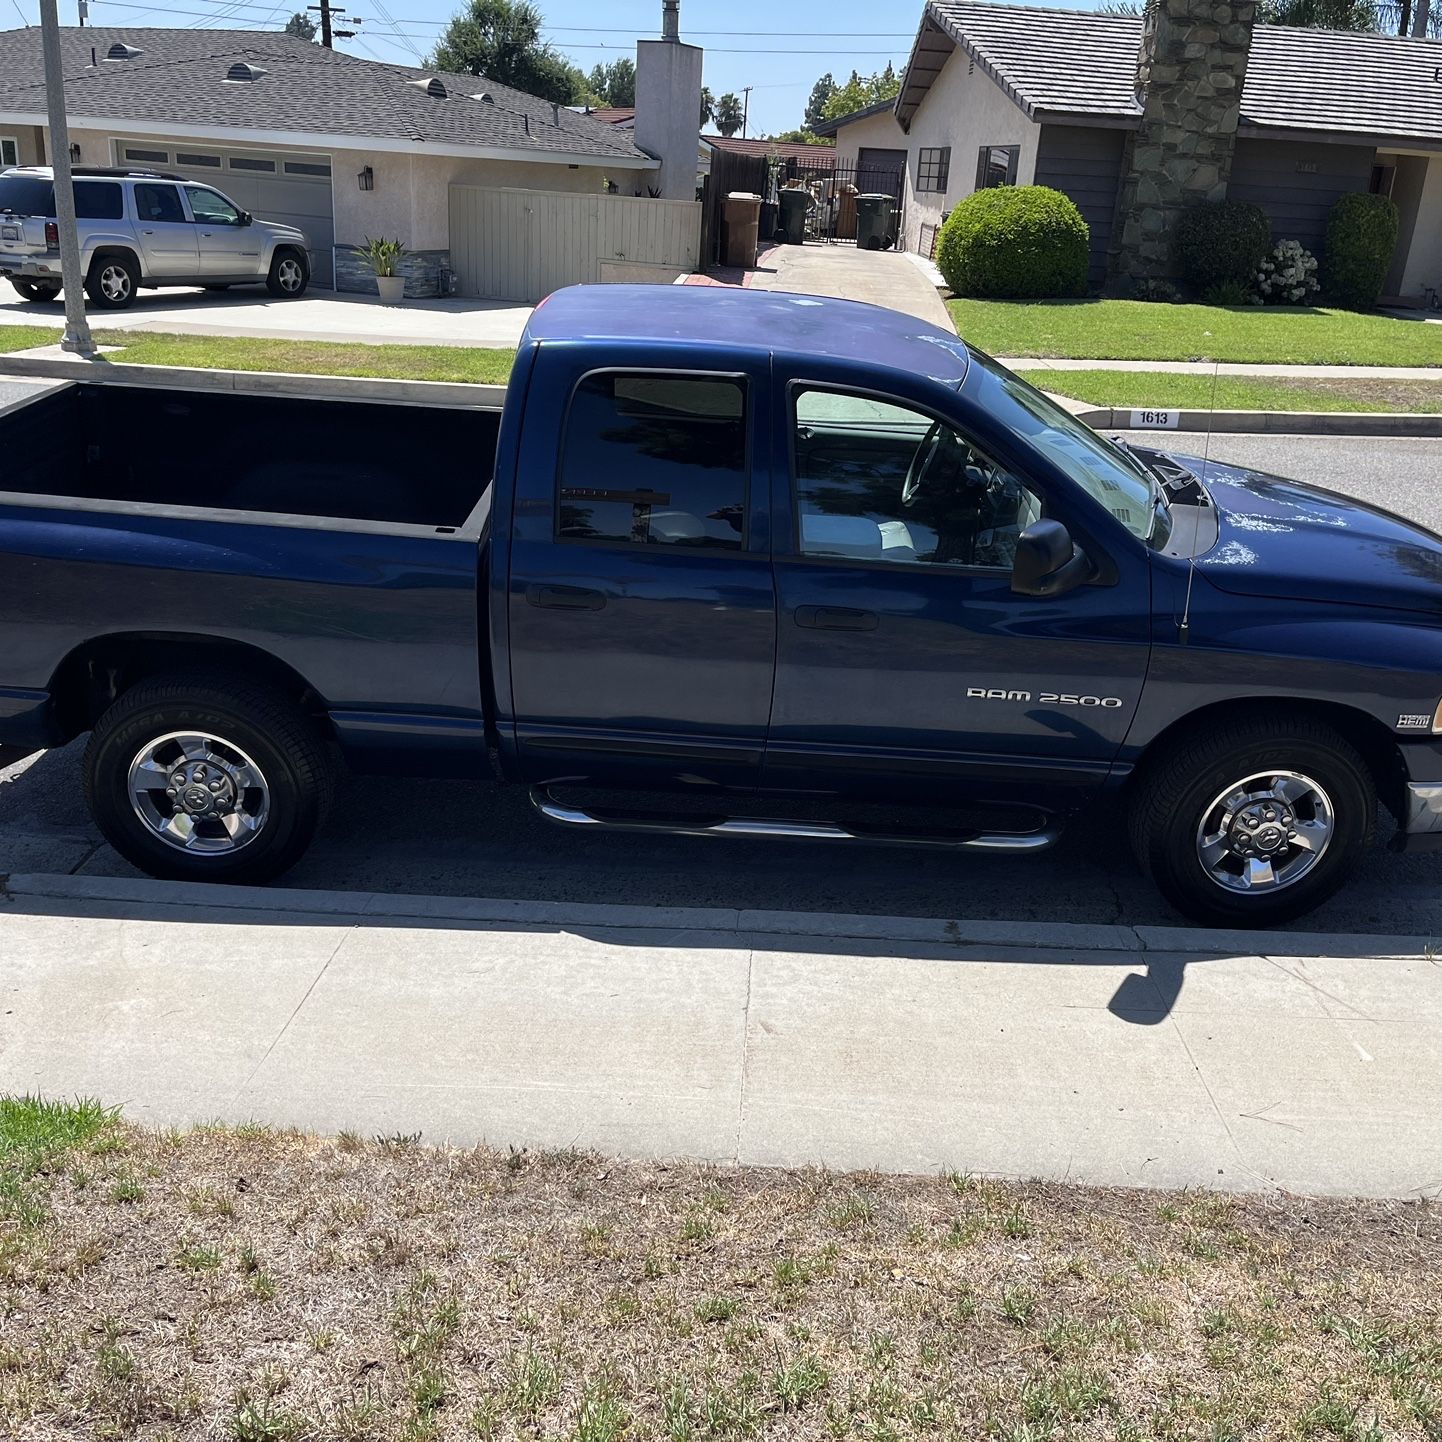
left=132, top=183, right=185, bottom=223
left=557, top=373, right=747, bottom=551
left=74, top=181, right=123, bottom=220
left=0, top=176, right=53, bottom=216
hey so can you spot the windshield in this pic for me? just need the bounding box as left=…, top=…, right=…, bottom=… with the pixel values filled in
left=968, top=348, right=1170, bottom=547
left=0, top=176, right=54, bottom=217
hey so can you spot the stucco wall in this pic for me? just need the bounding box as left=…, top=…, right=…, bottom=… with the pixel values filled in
left=894, top=47, right=1038, bottom=254
left=831, top=109, right=908, bottom=170
left=1400, top=157, right=1442, bottom=300
left=634, top=39, right=702, bottom=201
left=3, top=124, right=45, bottom=165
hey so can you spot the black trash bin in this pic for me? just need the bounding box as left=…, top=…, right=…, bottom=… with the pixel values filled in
left=759, top=199, right=779, bottom=244
left=856, top=194, right=895, bottom=251
left=778, top=188, right=810, bottom=245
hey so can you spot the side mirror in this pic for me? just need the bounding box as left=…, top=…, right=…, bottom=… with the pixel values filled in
left=1012, top=519, right=1092, bottom=598
left=239, top=211, right=253, bottom=226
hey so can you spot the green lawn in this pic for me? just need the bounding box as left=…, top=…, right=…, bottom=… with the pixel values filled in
left=0, top=325, right=60, bottom=353
left=0, top=326, right=516, bottom=382
left=950, top=298, right=1442, bottom=367
left=1032, top=368, right=1442, bottom=415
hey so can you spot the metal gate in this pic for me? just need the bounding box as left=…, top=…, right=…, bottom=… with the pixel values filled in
left=778, top=153, right=907, bottom=248
left=448, top=186, right=702, bottom=303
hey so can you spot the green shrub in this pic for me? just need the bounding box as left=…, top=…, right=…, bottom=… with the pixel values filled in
left=936, top=186, right=1089, bottom=299
left=1173, top=201, right=1271, bottom=290
left=1132, top=278, right=1181, bottom=303
left=1202, top=278, right=1256, bottom=307
left=1323, top=192, right=1399, bottom=309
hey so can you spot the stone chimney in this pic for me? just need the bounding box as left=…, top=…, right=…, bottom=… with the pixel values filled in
left=634, top=0, right=703, bottom=200
left=1108, top=0, right=1257, bottom=290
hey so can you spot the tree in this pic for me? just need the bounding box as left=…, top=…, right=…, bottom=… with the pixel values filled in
left=1257, top=0, right=1377, bottom=25
left=770, top=128, right=831, bottom=146
left=430, top=0, right=589, bottom=105
left=821, top=66, right=901, bottom=123
left=587, top=57, right=636, bottom=107
left=803, top=72, right=837, bottom=132
left=699, top=86, right=715, bottom=127
left=283, top=10, right=317, bottom=39
left=714, top=92, right=744, bottom=137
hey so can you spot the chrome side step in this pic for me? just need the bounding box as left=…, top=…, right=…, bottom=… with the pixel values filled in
left=528, top=790, right=1061, bottom=854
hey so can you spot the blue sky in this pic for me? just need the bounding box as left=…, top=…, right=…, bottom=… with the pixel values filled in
left=14, top=0, right=1105, bottom=136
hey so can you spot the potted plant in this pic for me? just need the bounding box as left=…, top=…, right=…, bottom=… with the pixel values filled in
left=353, top=236, right=407, bottom=303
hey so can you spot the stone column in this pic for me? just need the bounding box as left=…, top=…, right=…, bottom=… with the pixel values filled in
left=1107, top=0, right=1257, bottom=290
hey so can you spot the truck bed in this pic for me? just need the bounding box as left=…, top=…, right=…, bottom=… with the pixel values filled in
left=2, top=380, right=498, bottom=529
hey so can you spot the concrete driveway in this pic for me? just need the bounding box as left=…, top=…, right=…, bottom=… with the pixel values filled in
left=750, top=242, right=953, bottom=330
left=0, top=283, right=532, bottom=348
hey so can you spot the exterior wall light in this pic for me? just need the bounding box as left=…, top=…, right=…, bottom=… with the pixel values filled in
left=69, top=143, right=81, bottom=162
left=357, top=165, right=374, bottom=191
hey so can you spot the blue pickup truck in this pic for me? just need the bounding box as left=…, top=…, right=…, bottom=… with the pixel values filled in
left=2, top=285, right=1441, bottom=926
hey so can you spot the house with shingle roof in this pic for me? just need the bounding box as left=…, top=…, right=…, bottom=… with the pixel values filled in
left=0, top=25, right=697, bottom=298
left=823, top=0, right=1442, bottom=302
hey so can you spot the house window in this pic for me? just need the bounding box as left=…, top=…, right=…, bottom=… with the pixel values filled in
left=123, top=145, right=169, bottom=163
left=176, top=152, right=222, bottom=168
left=0, top=137, right=17, bottom=168
left=229, top=156, right=276, bottom=172
left=284, top=160, right=331, bottom=177
left=976, top=145, right=1020, bottom=189
left=916, top=147, right=951, bottom=194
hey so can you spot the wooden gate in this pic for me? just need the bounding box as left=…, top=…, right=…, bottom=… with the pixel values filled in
left=448, top=185, right=702, bottom=302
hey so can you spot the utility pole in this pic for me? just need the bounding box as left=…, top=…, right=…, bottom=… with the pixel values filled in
left=39, top=0, right=95, bottom=358
left=741, top=85, right=752, bottom=139
left=307, top=0, right=354, bottom=48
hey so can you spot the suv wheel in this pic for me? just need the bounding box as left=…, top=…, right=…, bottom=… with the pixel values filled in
left=84, top=673, right=336, bottom=885
left=85, top=252, right=139, bottom=310
left=266, top=249, right=309, bottom=298
left=9, top=278, right=60, bottom=303
left=1129, top=715, right=1375, bottom=928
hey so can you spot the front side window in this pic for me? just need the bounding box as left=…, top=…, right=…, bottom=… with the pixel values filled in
left=976, top=144, right=1019, bottom=189
left=558, top=373, right=748, bottom=551
left=132, top=183, right=185, bottom=223
left=917, top=147, right=951, bottom=193
left=185, top=185, right=242, bottom=225
left=792, top=388, right=1040, bottom=570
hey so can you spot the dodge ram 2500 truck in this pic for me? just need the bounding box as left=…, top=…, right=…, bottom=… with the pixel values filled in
left=3, top=284, right=1442, bottom=927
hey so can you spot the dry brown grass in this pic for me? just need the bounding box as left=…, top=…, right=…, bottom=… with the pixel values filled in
left=2, top=1118, right=1440, bottom=1441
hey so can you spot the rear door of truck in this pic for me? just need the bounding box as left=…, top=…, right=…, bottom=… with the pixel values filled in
left=505, top=344, right=776, bottom=791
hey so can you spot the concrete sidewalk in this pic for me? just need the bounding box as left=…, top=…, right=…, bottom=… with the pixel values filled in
left=1004, top=356, right=1442, bottom=380
left=3, top=872, right=1439, bottom=1200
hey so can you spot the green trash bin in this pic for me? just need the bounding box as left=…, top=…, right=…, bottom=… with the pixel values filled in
left=778, top=188, right=811, bottom=245
left=856, top=194, right=895, bottom=252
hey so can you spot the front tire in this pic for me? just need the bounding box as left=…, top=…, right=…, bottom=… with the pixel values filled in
left=84, top=674, right=335, bottom=885
left=84, top=252, right=140, bottom=310
left=9, top=278, right=61, bottom=303
left=266, top=249, right=309, bottom=298
left=1129, top=715, right=1375, bottom=927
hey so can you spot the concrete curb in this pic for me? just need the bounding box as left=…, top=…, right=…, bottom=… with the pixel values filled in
left=1070, top=404, right=1442, bottom=437
left=0, top=353, right=508, bottom=409
left=4, top=871, right=1434, bottom=960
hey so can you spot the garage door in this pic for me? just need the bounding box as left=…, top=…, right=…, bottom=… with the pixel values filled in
left=857, top=147, right=907, bottom=199
left=112, top=139, right=335, bottom=287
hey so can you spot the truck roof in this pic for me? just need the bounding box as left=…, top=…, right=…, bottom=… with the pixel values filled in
left=525, top=284, right=972, bottom=387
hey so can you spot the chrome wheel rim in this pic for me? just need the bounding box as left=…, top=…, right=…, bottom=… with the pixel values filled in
left=277, top=258, right=304, bottom=292
left=128, top=731, right=270, bottom=854
left=1195, top=769, right=1334, bottom=894
left=99, top=264, right=131, bottom=302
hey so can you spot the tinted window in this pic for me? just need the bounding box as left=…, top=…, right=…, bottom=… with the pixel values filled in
left=133, top=183, right=185, bottom=223
left=185, top=185, right=242, bottom=225
left=558, top=374, right=747, bottom=550
left=792, top=388, right=1040, bottom=570
left=284, top=160, right=331, bottom=177
left=0, top=176, right=53, bottom=216
left=75, top=181, right=123, bottom=220
left=177, top=152, right=221, bottom=168
left=124, top=146, right=169, bottom=163
left=229, top=156, right=275, bottom=173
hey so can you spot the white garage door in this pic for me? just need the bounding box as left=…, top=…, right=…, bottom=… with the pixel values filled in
left=112, top=139, right=335, bottom=287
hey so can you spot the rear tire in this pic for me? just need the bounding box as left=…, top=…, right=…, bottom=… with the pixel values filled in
left=84, top=251, right=140, bottom=310
left=84, top=673, right=336, bottom=885
left=1128, top=715, right=1375, bottom=928
left=266, top=248, right=309, bottom=298
left=9, top=278, right=60, bottom=303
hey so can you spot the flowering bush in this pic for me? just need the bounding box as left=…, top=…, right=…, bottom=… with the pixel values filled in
left=1255, top=240, right=1319, bottom=305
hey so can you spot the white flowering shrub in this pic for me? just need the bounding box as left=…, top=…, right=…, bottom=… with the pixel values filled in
left=1255, top=240, right=1320, bottom=305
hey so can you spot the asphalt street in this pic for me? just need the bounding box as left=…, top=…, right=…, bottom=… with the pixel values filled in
left=3, top=429, right=1442, bottom=935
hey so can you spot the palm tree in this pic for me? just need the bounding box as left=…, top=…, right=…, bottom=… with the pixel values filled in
left=699, top=86, right=715, bottom=128
left=714, top=93, right=744, bottom=138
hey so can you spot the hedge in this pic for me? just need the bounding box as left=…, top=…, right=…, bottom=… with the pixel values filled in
left=1173, top=201, right=1271, bottom=291
left=936, top=186, right=1089, bottom=300
left=1324, top=192, right=1399, bottom=309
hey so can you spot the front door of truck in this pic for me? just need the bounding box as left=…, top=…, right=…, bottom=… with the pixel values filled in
left=765, top=381, right=1152, bottom=810
left=506, top=356, right=775, bottom=791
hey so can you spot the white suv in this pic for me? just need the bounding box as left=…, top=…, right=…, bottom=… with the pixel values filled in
left=0, top=165, right=311, bottom=309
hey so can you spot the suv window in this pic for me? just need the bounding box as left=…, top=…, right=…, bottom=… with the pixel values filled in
left=184, top=185, right=242, bottom=225
left=132, top=183, right=185, bottom=224
left=74, top=181, right=123, bottom=221
left=557, top=373, right=748, bottom=551
left=791, top=388, right=1040, bottom=570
